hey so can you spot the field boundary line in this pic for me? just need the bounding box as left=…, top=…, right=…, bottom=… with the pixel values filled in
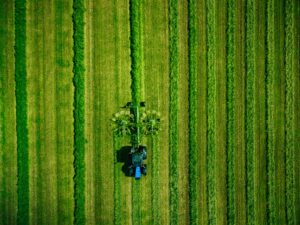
left=73, top=0, right=86, bottom=224
left=15, top=0, right=29, bottom=224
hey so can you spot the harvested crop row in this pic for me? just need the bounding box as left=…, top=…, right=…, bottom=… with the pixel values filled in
left=151, top=136, right=161, bottom=225
left=169, top=0, right=179, bottom=224
left=72, top=0, right=86, bottom=224
left=129, top=0, right=141, bottom=106
left=15, top=0, right=29, bottom=224
left=285, top=0, right=296, bottom=224
left=226, top=0, right=236, bottom=223
left=266, top=0, right=276, bottom=223
left=206, top=0, right=216, bottom=224
left=188, top=0, right=199, bottom=224
left=129, top=0, right=142, bottom=224
left=245, top=0, right=255, bottom=224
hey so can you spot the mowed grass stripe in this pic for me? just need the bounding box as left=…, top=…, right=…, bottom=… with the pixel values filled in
left=245, top=0, right=255, bottom=223
left=188, top=0, right=199, bottom=224
left=84, top=0, right=96, bottom=224
left=196, top=0, right=208, bottom=223
left=73, top=0, right=86, bottom=224
left=0, top=1, right=18, bottom=224
left=15, top=0, right=29, bottom=224
left=178, top=0, right=189, bottom=223
left=27, top=1, right=58, bottom=223
left=235, top=0, right=247, bottom=223
left=143, top=0, right=169, bottom=223
left=215, top=0, right=227, bottom=224
left=226, top=0, right=236, bottom=223
left=54, top=0, right=74, bottom=224
left=112, top=1, right=122, bottom=224
left=254, top=0, right=267, bottom=223
left=266, top=0, right=276, bottom=223
left=116, top=0, right=132, bottom=223
left=206, top=0, right=216, bottom=223
left=169, top=0, right=179, bottom=223
left=273, top=0, right=287, bottom=223
left=285, top=0, right=296, bottom=224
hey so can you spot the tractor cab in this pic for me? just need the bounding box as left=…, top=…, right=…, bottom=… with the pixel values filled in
left=127, top=146, right=147, bottom=179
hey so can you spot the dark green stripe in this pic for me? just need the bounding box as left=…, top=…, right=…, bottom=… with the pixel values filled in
left=245, top=0, right=255, bottom=224
left=169, top=0, right=179, bottom=224
left=266, top=0, right=276, bottom=223
left=206, top=0, right=216, bottom=224
left=226, top=0, right=236, bottom=224
left=188, top=0, right=199, bottom=224
left=72, top=0, right=85, bottom=224
left=15, top=0, right=29, bottom=224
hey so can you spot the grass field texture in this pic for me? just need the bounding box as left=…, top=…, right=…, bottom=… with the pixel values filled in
left=0, top=0, right=299, bottom=224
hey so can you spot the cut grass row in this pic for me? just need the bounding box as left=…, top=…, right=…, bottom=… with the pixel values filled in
left=129, top=0, right=142, bottom=224
left=169, top=0, right=179, bottom=224
left=266, top=0, right=276, bottom=223
left=206, top=0, right=216, bottom=224
left=72, top=0, right=86, bottom=224
left=285, top=0, right=296, bottom=224
left=15, top=0, right=29, bottom=224
left=188, top=0, right=199, bottom=224
left=226, top=0, right=236, bottom=223
left=245, top=0, right=255, bottom=224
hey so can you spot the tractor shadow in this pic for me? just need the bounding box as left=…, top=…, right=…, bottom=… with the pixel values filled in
left=116, top=146, right=132, bottom=176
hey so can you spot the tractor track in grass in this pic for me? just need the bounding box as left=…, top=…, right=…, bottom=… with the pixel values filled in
left=245, top=0, right=255, bottom=223
left=188, top=0, right=199, bottom=224
left=226, top=0, right=236, bottom=223
left=254, top=0, right=268, bottom=223
left=206, top=0, right=217, bottom=224
left=15, top=0, right=29, bottom=224
left=215, top=0, right=227, bottom=224
left=0, top=1, right=17, bottom=224
left=196, top=0, right=208, bottom=224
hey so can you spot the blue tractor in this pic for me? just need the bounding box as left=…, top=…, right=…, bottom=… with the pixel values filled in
left=127, top=146, right=147, bottom=179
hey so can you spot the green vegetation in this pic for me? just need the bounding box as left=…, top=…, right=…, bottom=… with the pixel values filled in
left=285, top=0, right=296, bottom=224
left=15, top=0, right=29, bottom=224
left=0, top=0, right=299, bottom=224
left=129, top=0, right=141, bottom=106
left=206, top=0, right=216, bottom=224
left=226, top=0, right=236, bottom=224
left=266, top=0, right=276, bottom=223
left=188, top=0, right=199, bottom=224
left=72, top=0, right=85, bottom=224
left=151, top=136, right=161, bottom=225
left=245, top=0, right=255, bottom=224
left=169, top=0, right=179, bottom=224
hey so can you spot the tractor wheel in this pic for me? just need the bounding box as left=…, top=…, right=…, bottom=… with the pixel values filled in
left=128, top=167, right=134, bottom=176
left=141, top=165, right=147, bottom=175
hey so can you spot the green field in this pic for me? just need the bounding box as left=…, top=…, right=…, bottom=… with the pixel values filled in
left=0, top=0, right=299, bottom=225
